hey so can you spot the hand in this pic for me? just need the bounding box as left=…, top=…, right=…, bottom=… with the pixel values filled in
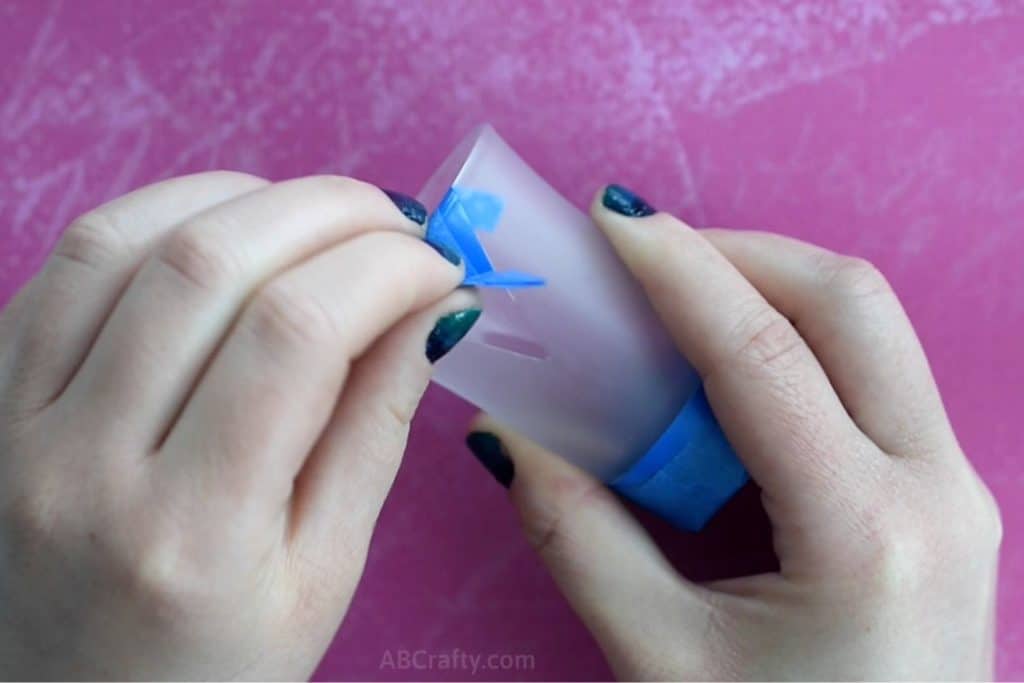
left=0, top=172, right=477, bottom=679
left=467, top=185, right=1001, bottom=680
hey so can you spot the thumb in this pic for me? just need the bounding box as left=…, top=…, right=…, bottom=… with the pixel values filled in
left=467, top=415, right=724, bottom=680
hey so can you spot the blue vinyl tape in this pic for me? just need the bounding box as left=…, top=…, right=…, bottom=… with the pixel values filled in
left=611, top=384, right=748, bottom=531
left=426, top=187, right=545, bottom=288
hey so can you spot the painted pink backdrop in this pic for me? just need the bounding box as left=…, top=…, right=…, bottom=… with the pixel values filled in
left=2, top=0, right=1022, bottom=679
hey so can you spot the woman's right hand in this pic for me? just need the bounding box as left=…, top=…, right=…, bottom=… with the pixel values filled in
left=0, top=172, right=473, bottom=680
left=468, top=185, right=1002, bottom=680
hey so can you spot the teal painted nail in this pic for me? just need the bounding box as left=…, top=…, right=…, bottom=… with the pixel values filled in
left=466, top=431, right=515, bottom=488
left=426, top=308, right=480, bottom=363
left=383, top=189, right=428, bottom=225
left=602, top=184, right=656, bottom=217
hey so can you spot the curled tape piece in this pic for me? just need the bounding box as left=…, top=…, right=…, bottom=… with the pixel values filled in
left=426, top=187, right=546, bottom=289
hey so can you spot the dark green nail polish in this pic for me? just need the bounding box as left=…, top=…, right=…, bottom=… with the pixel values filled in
left=426, top=308, right=480, bottom=363
left=466, top=431, right=515, bottom=488
left=426, top=240, right=462, bottom=267
left=383, top=189, right=428, bottom=225
left=602, top=184, right=656, bottom=217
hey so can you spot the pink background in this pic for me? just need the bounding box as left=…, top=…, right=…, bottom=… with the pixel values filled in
left=2, top=1, right=1022, bottom=679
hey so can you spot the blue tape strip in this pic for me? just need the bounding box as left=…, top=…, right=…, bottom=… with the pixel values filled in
left=426, top=187, right=545, bottom=289
left=611, top=384, right=748, bottom=531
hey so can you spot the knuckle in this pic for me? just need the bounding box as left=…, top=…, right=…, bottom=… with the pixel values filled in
left=883, top=408, right=950, bottom=458
left=54, top=212, right=127, bottom=271
left=329, top=174, right=372, bottom=194
left=853, top=511, right=926, bottom=592
left=248, top=282, right=338, bottom=349
left=202, top=169, right=268, bottom=188
left=383, top=394, right=419, bottom=432
left=156, top=223, right=242, bottom=291
left=818, top=254, right=893, bottom=302
left=117, top=489, right=225, bottom=616
left=127, top=533, right=207, bottom=616
left=973, top=485, right=1003, bottom=551
left=1, top=490, right=58, bottom=552
left=729, top=304, right=807, bottom=375
left=930, top=467, right=1004, bottom=556
left=303, top=174, right=371, bottom=199
left=351, top=396, right=421, bottom=479
left=853, top=473, right=1003, bottom=595
left=339, top=404, right=411, bottom=490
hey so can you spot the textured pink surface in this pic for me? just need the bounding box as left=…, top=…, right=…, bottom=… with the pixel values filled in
left=1, top=1, right=1022, bottom=679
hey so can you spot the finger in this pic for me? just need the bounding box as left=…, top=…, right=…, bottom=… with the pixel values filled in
left=701, top=229, right=954, bottom=457
left=0, top=280, right=36, bottom=407
left=7, top=171, right=268, bottom=409
left=290, top=288, right=480, bottom=560
left=0, top=278, right=33, bottom=338
left=0, top=279, right=34, bottom=357
left=466, top=416, right=719, bottom=680
left=157, top=231, right=461, bottom=521
left=591, top=187, right=879, bottom=526
left=62, top=177, right=434, bottom=446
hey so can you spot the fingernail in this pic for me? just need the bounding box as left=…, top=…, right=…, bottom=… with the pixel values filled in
left=425, top=239, right=462, bottom=267
left=426, top=308, right=480, bottom=363
left=466, top=431, right=515, bottom=488
left=383, top=189, right=428, bottom=226
left=383, top=189, right=461, bottom=265
left=602, top=184, right=656, bottom=217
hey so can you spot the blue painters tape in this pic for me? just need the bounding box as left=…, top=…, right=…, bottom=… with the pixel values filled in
left=426, top=187, right=545, bottom=289
left=611, top=384, right=749, bottom=531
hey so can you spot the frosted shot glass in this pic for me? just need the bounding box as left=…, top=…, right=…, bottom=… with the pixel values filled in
left=418, top=125, right=747, bottom=531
